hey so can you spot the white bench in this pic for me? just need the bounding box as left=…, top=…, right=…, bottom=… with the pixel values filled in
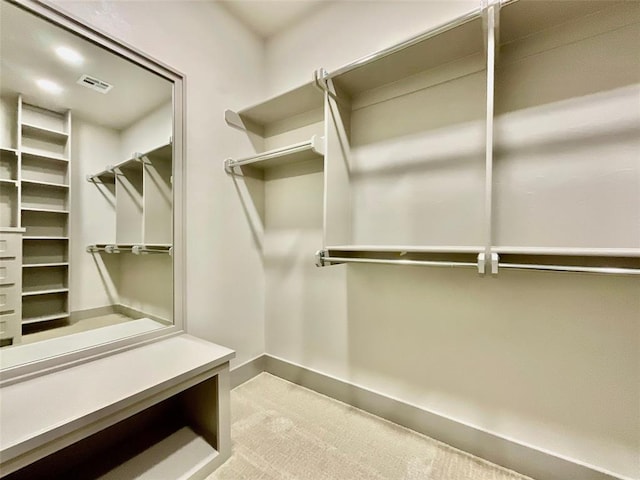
left=0, top=334, right=234, bottom=479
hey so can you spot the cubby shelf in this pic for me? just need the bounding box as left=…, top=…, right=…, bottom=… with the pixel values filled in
left=21, top=149, right=68, bottom=163
left=21, top=122, right=69, bottom=144
left=21, top=179, right=69, bottom=189
left=22, top=262, right=69, bottom=268
left=21, top=207, right=69, bottom=214
left=22, top=288, right=69, bottom=297
left=0, top=179, right=18, bottom=186
left=0, top=147, right=18, bottom=155
left=225, top=135, right=324, bottom=172
left=21, top=312, right=69, bottom=325
left=23, top=236, right=68, bottom=240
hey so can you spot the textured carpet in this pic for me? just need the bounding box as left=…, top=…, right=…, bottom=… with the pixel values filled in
left=208, top=373, right=534, bottom=480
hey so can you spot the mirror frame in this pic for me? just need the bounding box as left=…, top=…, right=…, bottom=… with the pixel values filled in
left=0, top=0, right=186, bottom=384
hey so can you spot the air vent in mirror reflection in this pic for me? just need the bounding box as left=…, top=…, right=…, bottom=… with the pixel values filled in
left=77, top=74, right=113, bottom=94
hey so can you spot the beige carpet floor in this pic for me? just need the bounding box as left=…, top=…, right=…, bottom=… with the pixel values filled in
left=209, top=373, right=534, bottom=480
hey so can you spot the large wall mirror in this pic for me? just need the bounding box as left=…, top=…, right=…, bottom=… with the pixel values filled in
left=0, top=0, right=184, bottom=374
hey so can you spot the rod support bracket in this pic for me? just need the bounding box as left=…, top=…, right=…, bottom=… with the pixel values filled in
left=491, top=253, right=499, bottom=275
left=224, top=158, right=235, bottom=174
left=315, top=250, right=326, bottom=267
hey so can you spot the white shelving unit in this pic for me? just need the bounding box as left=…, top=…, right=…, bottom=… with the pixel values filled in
left=18, top=96, right=72, bottom=327
left=224, top=81, right=325, bottom=175
left=224, top=0, right=640, bottom=276
left=87, top=142, right=173, bottom=249
left=0, top=148, right=19, bottom=228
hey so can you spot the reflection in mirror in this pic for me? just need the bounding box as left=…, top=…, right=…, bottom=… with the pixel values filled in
left=0, top=1, right=174, bottom=368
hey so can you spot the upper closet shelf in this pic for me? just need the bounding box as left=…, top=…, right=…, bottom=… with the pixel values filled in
left=225, top=81, right=324, bottom=135
left=224, top=135, right=324, bottom=172
left=20, top=122, right=68, bottom=144
left=87, top=142, right=172, bottom=183
left=498, top=0, right=624, bottom=47
left=322, top=8, right=483, bottom=96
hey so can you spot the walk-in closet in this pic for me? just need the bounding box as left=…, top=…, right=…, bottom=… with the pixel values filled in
left=0, top=1, right=637, bottom=480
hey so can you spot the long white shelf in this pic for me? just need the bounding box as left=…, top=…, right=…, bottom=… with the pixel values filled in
left=0, top=178, right=18, bottom=186
left=21, top=122, right=69, bottom=144
left=324, top=8, right=483, bottom=95
left=22, top=288, right=69, bottom=297
left=225, top=135, right=324, bottom=172
left=21, top=312, right=69, bottom=325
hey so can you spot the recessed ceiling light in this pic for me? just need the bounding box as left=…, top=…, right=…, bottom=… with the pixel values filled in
left=36, top=79, right=63, bottom=94
left=55, top=46, right=83, bottom=65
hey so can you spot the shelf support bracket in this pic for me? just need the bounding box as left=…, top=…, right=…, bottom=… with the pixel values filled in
left=223, top=110, right=264, bottom=136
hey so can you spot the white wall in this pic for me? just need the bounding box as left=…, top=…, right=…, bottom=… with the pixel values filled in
left=266, top=0, right=477, bottom=95
left=263, top=2, right=640, bottom=479
left=119, top=102, right=172, bottom=162
left=53, top=0, right=267, bottom=367
left=70, top=117, right=120, bottom=311
left=0, top=95, right=18, bottom=149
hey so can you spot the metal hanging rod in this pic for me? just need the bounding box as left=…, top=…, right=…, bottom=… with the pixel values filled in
left=325, top=245, right=484, bottom=254
left=315, top=251, right=477, bottom=269
left=224, top=135, right=324, bottom=173
left=498, top=263, right=640, bottom=276
left=493, top=246, right=640, bottom=258
left=86, top=245, right=120, bottom=254
left=132, top=245, right=173, bottom=256
left=87, top=244, right=172, bottom=256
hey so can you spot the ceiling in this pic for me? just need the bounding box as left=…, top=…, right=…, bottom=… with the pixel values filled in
left=0, top=2, right=172, bottom=131
left=219, top=0, right=330, bottom=39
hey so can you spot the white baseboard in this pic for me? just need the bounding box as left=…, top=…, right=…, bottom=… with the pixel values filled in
left=230, top=354, right=629, bottom=480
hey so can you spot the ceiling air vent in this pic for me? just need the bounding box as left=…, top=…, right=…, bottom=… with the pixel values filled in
left=77, top=74, right=113, bottom=94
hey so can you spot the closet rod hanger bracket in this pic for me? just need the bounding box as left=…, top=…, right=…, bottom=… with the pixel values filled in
left=481, top=0, right=501, bottom=58
left=313, top=68, right=340, bottom=102
left=477, top=252, right=500, bottom=275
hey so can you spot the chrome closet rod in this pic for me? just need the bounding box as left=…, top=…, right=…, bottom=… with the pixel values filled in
left=499, top=263, right=640, bottom=276
left=322, top=256, right=477, bottom=268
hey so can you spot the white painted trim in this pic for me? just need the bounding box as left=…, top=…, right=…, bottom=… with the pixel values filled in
left=232, top=354, right=631, bottom=480
left=230, top=354, right=266, bottom=389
